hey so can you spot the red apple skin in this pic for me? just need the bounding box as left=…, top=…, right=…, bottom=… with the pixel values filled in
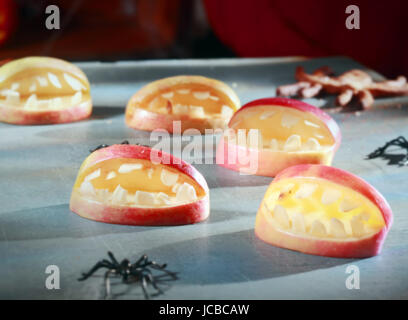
left=0, top=100, right=92, bottom=125
left=216, top=97, right=341, bottom=177
left=70, top=144, right=210, bottom=226
left=255, top=164, right=393, bottom=258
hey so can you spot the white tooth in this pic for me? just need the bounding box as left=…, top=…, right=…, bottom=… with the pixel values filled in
left=294, top=183, right=318, bottom=199
left=48, top=72, right=62, bottom=88
left=247, top=129, right=263, bottom=149
left=189, top=106, right=205, bottom=118
left=106, top=171, right=117, bottom=180
left=209, top=95, right=219, bottom=101
left=339, top=198, right=359, bottom=212
left=221, top=105, right=234, bottom=119
left=147, top=168, right=154, bottom=179
left=260, top=110, right=276, bottom=120
left=177, top=89, right=190, bottom=94
left=173, top=104, right=189, bottom=115
left=176, top=183, right=197, bottom=202
left=172, top=183, right=181, bottom=193
left=281, top=114, right=300, bottom=128
left=160, top=169, right=179, bottom=186
left=321, top=188, right=342, bottom=205
left=269, top=138, right=279, bottom=150
left=25, top=94, right=38, bottom=108
left=156, top=192, right=172, bottom=205
left=36, top=76, right=48, bottom=87
left=273, top=205, right=290, bottom=229
left=5, top=90, right=20, bottom=105
left=79, top=181, right=96, bottom=197
left=84, top=169, right=101, bottom=182
left=11, top=83, right=19, bottom=90
left=72, top=91, right=82, bottom=105
left=281, top=183, right=295, bottom=194
left=330, top=218, right=347, bottom=238
left=304, top=120, right=320, bottom=128
left=315, top=134, right=324, bottom=139
left=283, top=135, right=301, bottom=151
left=135, top=191, right=155, bottom=206
left=305, top=137, right=320, bottom=150
left=118, top=163, right=143, bottom=173
left=64, top=73, right=84, bottom=91
left=351, top=215, right=366, bottom=237
left=161, top=92, right=174, bottom=99
left=292, top=212, right=306, bottom=233
left=97, top=189, right=110, bottom=202
left=193, top=91, right=210, bottom=100
left=50, top=97, right=62, bottom=108
left=29, top=83, right=37, bottom=92
left=310, top=220, right=327, bottom=237
left=111, top=185, right=128, bottom=204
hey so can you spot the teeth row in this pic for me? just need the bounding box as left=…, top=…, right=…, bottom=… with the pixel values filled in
left=257, top=111, right=321, bottom=130
left=172, top=104, right=234, bottom=119
left=161, top=90, right=219, bottom=102
left=79, top=181, right=197, bottom=206
left=270, top=204, right=372, bottom=238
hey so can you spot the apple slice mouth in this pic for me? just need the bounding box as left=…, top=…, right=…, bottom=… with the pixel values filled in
left=74, top=158, right=206, bottom=208
left=125, top=75, right=240, bottom=133
left=0, top=57, right=92, bottom=124
left=262, top=177, right=385, bottom=241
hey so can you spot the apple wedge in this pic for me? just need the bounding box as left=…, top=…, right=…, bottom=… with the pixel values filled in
left=0, top=56, right=92, bottom=125
left=70, top=143, right=210, bottom=226
left=125, top=75, right=240, bottom=134
left=255, top=164, right=393, bottom=258
left=216, top=97, right=341, bottom=176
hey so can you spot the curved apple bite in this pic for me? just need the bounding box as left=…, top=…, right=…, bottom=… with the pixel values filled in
left=70, top=144, right=210, bottom=226
left=0, top=56, right=92, bottom=125
left=216, top=97, right=341, bottom=176
left=125, top=75, right=240, bottom=134
left=255, top=164, right=393, bottom=258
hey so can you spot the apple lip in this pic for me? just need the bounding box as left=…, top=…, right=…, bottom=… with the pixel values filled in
left=273, top=164, right=393, bottom=229
left=229, top=97, right=342, bottom=152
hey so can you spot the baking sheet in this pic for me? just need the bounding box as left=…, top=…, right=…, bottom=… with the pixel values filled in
left=1, top=57, right=407, bottom=299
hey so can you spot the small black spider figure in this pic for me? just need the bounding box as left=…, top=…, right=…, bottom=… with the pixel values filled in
left=367, top=136, right=408, bottom=166
left=78, top=251, right=178, bottom=299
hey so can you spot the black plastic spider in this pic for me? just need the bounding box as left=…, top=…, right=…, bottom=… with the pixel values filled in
left=367, top=136, right=408, bottom=166
left=78, top=251, right=178, bottom=299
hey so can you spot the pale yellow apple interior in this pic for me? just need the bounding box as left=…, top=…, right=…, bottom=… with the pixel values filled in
left=227, top=105, right=335, bottom=152
left=74, top=158, right=206, bottom=207
left=136, top=83, right=237, bottom=119
left=0, top=67, right=90, bottom=110
left=262, top=177, right=385, bottom=240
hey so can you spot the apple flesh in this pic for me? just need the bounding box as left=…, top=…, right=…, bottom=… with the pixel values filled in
left=0, top=57, right=92, bottom=125
left=70, top=144, right=210, bottom=226
left=255, top=164, right=393, bottom=258
left=216, top=97, right=341, bottom=176
left=125, top=75, right=240, bottom=134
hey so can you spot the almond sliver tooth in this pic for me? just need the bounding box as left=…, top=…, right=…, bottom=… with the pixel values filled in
left=177, top=89, right=190, bottom=94
left=111, top=185, right=128, bottom=204
left=64, top=73, right=84, bottom=91
left=350, top=215, right=366, bottom=237
left=294, top=183, right=318, bottom=198
left=283, top=135, right=301, bottom=151
left=193, top=91, right=210, bottom=100
left=221, top=105, right=234, bottom=119
left=339, top=198, right=359, bottom=212
left=161, top=92, right=174, bottom=99
left=25, top=94, right=38, bottom=108
left=11, top=83, right=19, bottom=90
left=97, top=189, right=110, bottom=202
left=189, top=106, right=205, bottom=118
left=247, top=129, right=263, bottom=149
left=176, top=183, right=197, bottom=202
left=156, top=192, right=172, bottom=205
left=310, top=220, right=327, bottom=237
left=292, top=212, right=306, bottom=233
left=84, top=169, right=101, bottom=182
left=281, top=114, right=300, bottom=128
left=173, top=104, right=189, bottom=115
left=79, top=181, right=96, bottom=197
left=135, top=191, right=155, bottom=206
left=37, top=76, right=48, bottom=87
left=72, top=91, right=82, bottom=105
left=50, top=97, right=62, bottom=108
left=304, top=120, right=320, bottom=128
left=270, top=138, right=278, bottom=150
left=321, top=188, right=342, bottom=205
left=5, top=90, right=20, bottom=105
left=330, top=218, right=347, bottom=238
left=171, top=183, right=181, bottom=193
left=260, top=110, right=276, bottom=120
left=273, top=205, right=290, bottom=229
left=29, top=83, right=37, bottom=92
left=118, top=163, right=143, bottom=173
left=305, top=137, right=320, bottom=150
left=147, top=168, right=154, bottom=179
left=106, top=171, right=117, bottom=180
left=48, top=72, right=62, bottom=88
left=160, top=169, right=179, bottom=186
left=209, top=95, right=219, bottom=101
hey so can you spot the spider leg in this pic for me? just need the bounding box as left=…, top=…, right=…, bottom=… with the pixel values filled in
left=78, top=261, right=113, bottom=281
left=104, top=269, right=115, bottom=299
left=107, top=251, right=120, bottom=267
left=140, top=275, right=150, bottom=300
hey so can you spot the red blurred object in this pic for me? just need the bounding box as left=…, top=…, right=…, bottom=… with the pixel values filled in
left=0, top=0, right=18, bottom=46
left=204, top=0, right=408, bottom=78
